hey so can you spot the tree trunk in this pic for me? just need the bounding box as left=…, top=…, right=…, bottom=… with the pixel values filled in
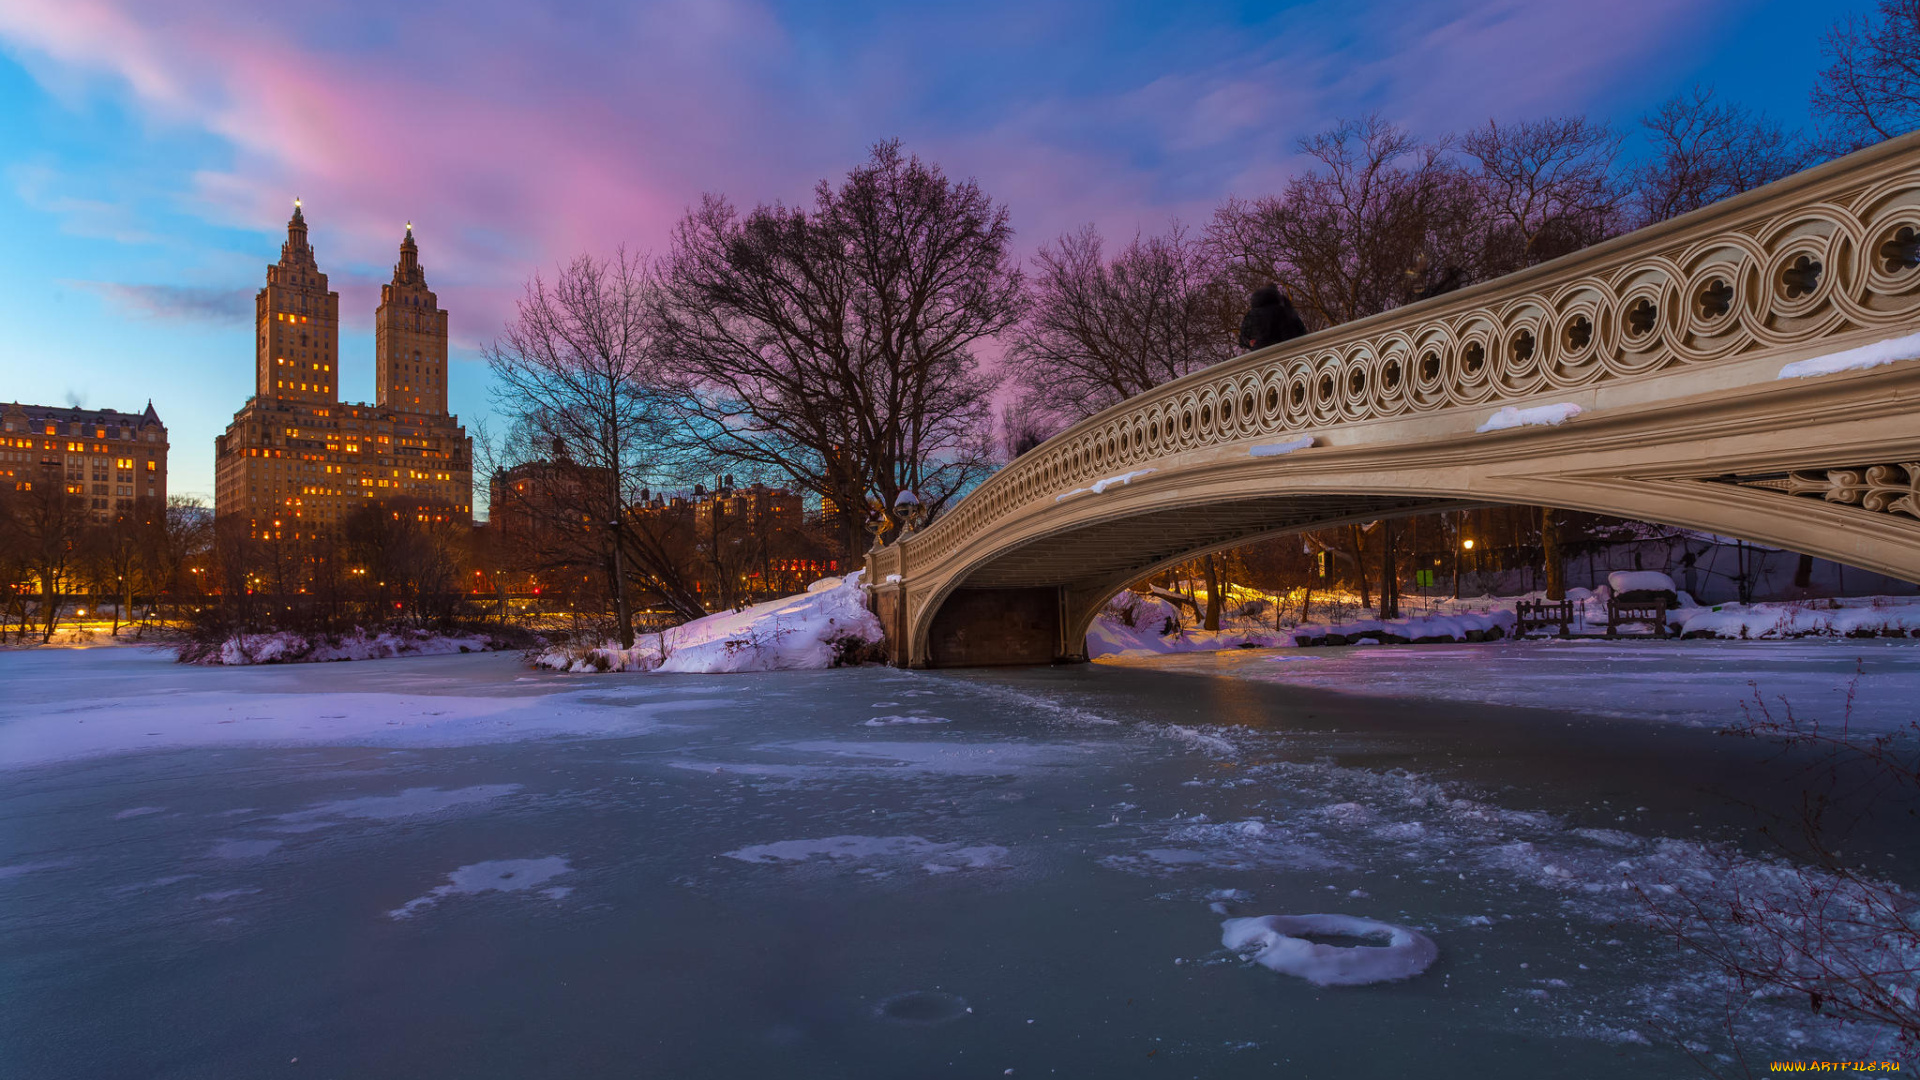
left=1451, top=512, right=1463, bottom=600
left=1794, top=552, right=1815, bottom=590
left=1202, top=554, right=1222, bottom=632
left=608, top=488, right=634, bottom=650
left=1349, top=524, right=1370, bottom=610
left=1541, top=506, right=1565, bottom=601
left=40, top=577, right=58, bottom=643
left=1379, top=520, right=1399, bottom=620
left=1297, top=581, right=1314, bottom=627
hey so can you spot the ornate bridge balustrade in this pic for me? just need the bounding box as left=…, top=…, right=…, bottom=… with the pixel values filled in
left=867, top=132, right=1920, bottom=668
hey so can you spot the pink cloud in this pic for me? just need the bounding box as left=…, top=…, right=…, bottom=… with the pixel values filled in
left=0, top=0, right=1736, bottom=351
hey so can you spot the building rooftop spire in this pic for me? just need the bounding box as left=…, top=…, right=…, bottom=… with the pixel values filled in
left=282, top=197, right=313, bottom=267
left=393, top=220, right=425, bottom=285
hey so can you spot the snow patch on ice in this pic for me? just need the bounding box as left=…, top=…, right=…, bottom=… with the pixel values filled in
left=863, top=714, right=952, bottom=727
left=1475, top=403, right=1582, bottom=433
left=388, top=856, right=573, bottom=919
left=1222, top=913, right=1439, bottom=986
left=1777, top=330, right=1920, bottom=379
left=724, top=835, right=1008, bottom=875
left=114, top=806, right=166, bottom=819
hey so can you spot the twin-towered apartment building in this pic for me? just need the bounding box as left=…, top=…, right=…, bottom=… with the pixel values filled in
left=213, top=201, right=473, bottom=537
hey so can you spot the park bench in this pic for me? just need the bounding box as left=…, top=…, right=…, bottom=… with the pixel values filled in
left=1515, top=598, right=1574, bottom=638
left=1606, top=596, right=1673, bottom=638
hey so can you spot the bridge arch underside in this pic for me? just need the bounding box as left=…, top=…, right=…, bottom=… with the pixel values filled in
left=906, top=476, right=1920, bottom=669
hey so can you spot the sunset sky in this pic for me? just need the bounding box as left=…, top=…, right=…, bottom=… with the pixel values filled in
left=0, top=0, right=1856, bottom=505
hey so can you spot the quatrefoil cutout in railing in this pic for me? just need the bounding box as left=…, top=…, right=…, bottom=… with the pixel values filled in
left=1880, top=226, right=1920, bottom=273
left=1625, top=298, right=1658, bottom=338
left=1696, top=278, right=1733, bottom=320
left=1781, top=255, right=1823, bottom=300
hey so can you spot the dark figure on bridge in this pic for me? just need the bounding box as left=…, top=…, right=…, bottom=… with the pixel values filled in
left=1239, top=284, right=1307, bottom=352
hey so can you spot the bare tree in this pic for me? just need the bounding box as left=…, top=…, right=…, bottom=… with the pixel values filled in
left=1010, top=222, right=1237, bottom=426
left=998, top=399, right=1060, bottom=461
left=658, top=141, right=1023, bottom=554
left=10, top=481, right=89, bottom=642
left=1207, top=115, right=1473, bottom=329
left=142, top=496, right=213, bottom=626
left=1461, top=115, right=1625, bottom=275
left=486, top=250, right=697, bottom=646
left=1631, top=87, right=1813, bottom=226
left=1813, top=0, right=1920, bottom=153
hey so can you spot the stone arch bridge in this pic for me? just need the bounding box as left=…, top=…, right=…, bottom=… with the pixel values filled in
left=866, top=133, right=1920, bottom=667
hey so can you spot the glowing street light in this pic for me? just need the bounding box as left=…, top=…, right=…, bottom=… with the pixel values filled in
left=1462, top=539, right=1475, bottom=551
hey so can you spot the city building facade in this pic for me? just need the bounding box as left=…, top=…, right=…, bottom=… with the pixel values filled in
left=0, top=401, right=168, bottom=516
left=214, top=201, right=472, bottom=537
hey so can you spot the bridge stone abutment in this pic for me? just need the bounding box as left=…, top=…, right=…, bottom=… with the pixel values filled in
left=868, top=133, right=1920, bottom=668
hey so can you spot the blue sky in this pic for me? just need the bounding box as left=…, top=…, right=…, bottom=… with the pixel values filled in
left=0, top=0, right=1860, bottom=506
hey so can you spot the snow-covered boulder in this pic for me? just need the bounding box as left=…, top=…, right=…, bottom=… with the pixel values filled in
left=537, top=572, right=884, bottom=674
left=1607, top=570, right=1676, bottom=595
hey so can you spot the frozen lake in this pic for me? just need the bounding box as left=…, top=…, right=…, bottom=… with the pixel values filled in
left=2, top=642, right=1915, bottom=1077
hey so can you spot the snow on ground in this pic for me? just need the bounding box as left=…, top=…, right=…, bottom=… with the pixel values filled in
left=1475, top=402, right=1582, bottom=432
left=535, top=572, right=882, bottom=674
left=191, top=629, right=500, bottom=665
left=1778, top=328, right=1920, bottom=379
left=1088, top=589, right=1520, bottom=659
left=1088, top=586, right=1920, bottom=663
left=1674, top=595, right=1920, bottom=639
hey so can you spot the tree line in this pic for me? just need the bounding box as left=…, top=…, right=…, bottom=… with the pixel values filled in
left=0, top=488, right=211, bottom=642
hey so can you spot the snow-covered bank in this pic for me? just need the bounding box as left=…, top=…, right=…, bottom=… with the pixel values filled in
left=535, top=572, right=883, bottom=674
left=1088, top=587, right=1920, bottom=660
left=181, top=628, right=503, bottom=665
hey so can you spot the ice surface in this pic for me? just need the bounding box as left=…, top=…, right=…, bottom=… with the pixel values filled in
left=1249, top=437, right=1315, bottom=458
left=0, top=649, right=708, bottom=769
left=276, top=785, right=521, bottom=826
left=863, top=715, right=952, bottom=726
left=1222, top=913, right=1439, bottom=986
left=388, top=856, right=573, bottom=919
left=1475, top=403, right=1582, bottom=433
left=1777, top=329, right=1920, bottom=379
left=208, top=839, right=282, bottom=859
left=725, top=835, right=948, bottom=863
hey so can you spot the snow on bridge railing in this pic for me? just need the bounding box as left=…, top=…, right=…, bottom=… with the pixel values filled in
left=885, top=130, right=1920, bottom=579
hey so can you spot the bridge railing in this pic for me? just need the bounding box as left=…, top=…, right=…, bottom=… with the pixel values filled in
left=889, top=131, right=1920, bottom=581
